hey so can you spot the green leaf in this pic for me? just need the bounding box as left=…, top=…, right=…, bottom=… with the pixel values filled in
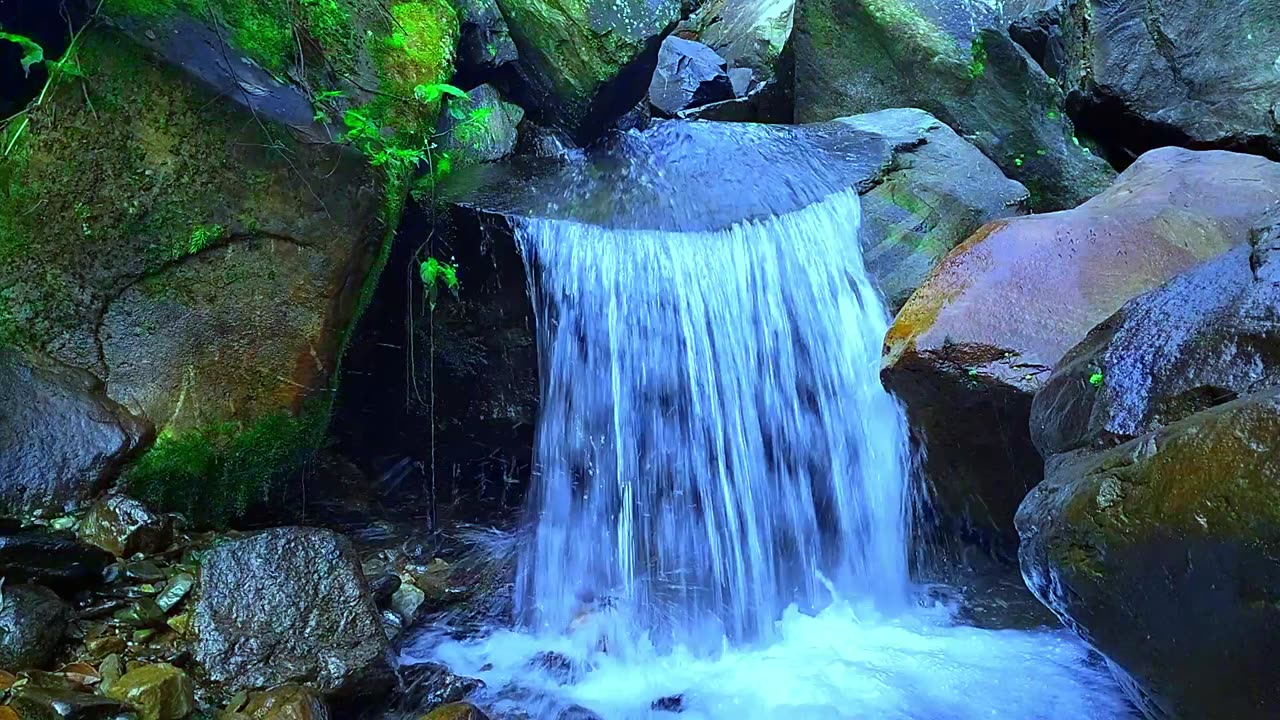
left=414, top=82, right=468, bottom=104
left=1089, top=372, right=1104, bottom=387
left=0, top=31, right=45, bottom=77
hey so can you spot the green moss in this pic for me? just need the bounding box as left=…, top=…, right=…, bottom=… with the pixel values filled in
left=966, top=34, right=987, bottom=79
left=124, top=407, right=327, bottom=526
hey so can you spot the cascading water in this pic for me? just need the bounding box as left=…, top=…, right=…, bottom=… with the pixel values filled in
left=409, top=129, right=1138, bottom=718
left=512, top=190, right=915, bottom=650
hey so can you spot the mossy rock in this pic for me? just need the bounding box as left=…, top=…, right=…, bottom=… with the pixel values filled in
left=1018, top=388, right=1280, bottom=719
left=495, top=0, right=681, bottom=142
left=1, top=2, right=458, bottom=523
left=794, top=0, right=1114, bottom=210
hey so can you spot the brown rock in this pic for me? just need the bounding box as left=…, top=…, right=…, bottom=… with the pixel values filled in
left=421, top=703, right=489, bottom=720
left=241, top=685, right=328, bottom=720
left=883, top=147, right=1280, bottom=550
left=78, top=496, right=173, bottom=558
left=105, top=663, right=194, bottom=720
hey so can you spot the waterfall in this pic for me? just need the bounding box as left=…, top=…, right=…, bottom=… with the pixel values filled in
left=512, top=189, right=916, bottom=648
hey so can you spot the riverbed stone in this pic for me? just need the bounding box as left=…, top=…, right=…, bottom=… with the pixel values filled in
left=105, top=664, right=194, bottom=720
left=192, top=527, right=390, bottom=696
left=422, top=704, right=489, bottom=720
left=241, top=685, right=329, bottom=720
left=78, top=495, right=173, bottom=558
left=0, top=527, right=112, bottom=593
left=0, top=584, right=68, bottom=671
left=883, top=148, right=1280, bottom=552
left=648, top=36, right=734, bottom=117
left=1017, top=388, right=1280, bottom=719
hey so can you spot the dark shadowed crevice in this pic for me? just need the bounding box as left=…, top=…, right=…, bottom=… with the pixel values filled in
left=0, top=0, right=90, bottom=118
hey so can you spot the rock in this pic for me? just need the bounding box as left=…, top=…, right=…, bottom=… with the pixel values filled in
left=794, top=0, right=1114, bottom=210
left=1017, top=388, right=1280, bottom=719
left=2, top=5, right=459, bottom=524
left=1033, top=223, right=1280, bottom=457
left=680, top=0, right=794, bottom=87
left=442, top=85, right=526, bottom=166
left=447, top=110, right=1024, bottom=307
left=676, top=0, right=795, bottom=120
left=841, top=108, right=1028, bottom=311
left=556, top=707, right=602, bottom=720
left=77, top=496, right=173, bottom=558
left=422, top=704, right=489, bottom=720
left=494, top=0, right=681, bottom=142
left=399, top=663, right=484, bottom=710
left=0, top=585, right=68, bottom=671
left=368, top=574, right=401, bottom=610
left=11, top=682, right=132, bottom=720
left=455, top=0, right=519, bottom=84
left=192, top=527, right=390, bottom=696
left=114, top=599, right=167, bottom=630
left=1073, top=0, right=1280, bottom=161
left=105, top=664, right=193, bottom=720
left=883, top=148, right=1280, bottom=551
left=390, top=580, right=426, bottom=624
left=650, top=695, right=684, bottom=712
left=0, top=528, right=112, bottom=593
left=649, top=36, right=734, bottom=117
left=154, top=574, right=194, bottom=613
left=0, top=350, right=151, bottom=516
left=241, top=685, right=328, bottom=720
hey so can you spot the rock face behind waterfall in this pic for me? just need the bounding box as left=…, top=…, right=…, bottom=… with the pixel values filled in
left=444, top=110, right=1025, bottom=307
left=1018, top=222, right=1280, bottom=718
left=882, top=148, right=1280, bottom=552
left=794, top=0, right=1114, bottom=210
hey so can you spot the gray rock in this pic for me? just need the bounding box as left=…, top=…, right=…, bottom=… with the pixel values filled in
left=649, top=36, right=735, bottom=116
left=77, top=495, right=173, bottom=558
left=0, top=350, right=151, bottom=516
left=11, top=681, right=133, bottom=720
left=1033, top=221, right=1280, bottom=457
left=192, top=527, right=390, bottom=696
left=794, top=0, right=1115, bottom=210
left=442, top=84, right=526, bottom=165
left=679, top=0, right=795, bottom=87
left=0, top=527, right=112, bottom=593
left=1081, top=0, right=1280, bottom=158
left=841, top=109, right=1028, bottom=311
left=728, top=67, right=753, bottom=97
left=0, top=584, right=69, bottom=671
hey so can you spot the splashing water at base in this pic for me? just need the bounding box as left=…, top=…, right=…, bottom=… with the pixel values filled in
left=411, top=188, right=1136, bottom=718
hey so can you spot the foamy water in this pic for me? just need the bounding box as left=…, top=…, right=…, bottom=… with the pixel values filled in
left=406, top=594, right=1136, bottom=720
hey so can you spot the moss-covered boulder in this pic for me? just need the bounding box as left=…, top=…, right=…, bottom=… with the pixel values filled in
left=1017, top=388, right=1280, bottom=719
left=794, top=0, right=1115, bottom=210
left=1, top=1, right=459, bottom=523
left=441, top=84, right=525, bottom=165
left=494, top=0, right=681, bottom=142
left=882, top=148, right=1280, bottom=552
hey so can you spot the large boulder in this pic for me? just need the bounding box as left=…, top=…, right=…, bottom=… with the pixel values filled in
left=794, top=0, right=1115, bottom=210
left=192, top=527, right=389, bottom=696
left=882, top=148, right=1280, bottom=551
left=648, top=36, right=735, bottom=117
left=455, top=0, right=519, bottom=85
left=845, top=109, right=1028, bottom=311
left=1033, top=223, right=1280, bottom=458
left=441, top=84, right=526, bottom=166
left=676, top=0, right=796, bottom=121
left=1017, top=388, right=1280, bottom=719
left=1015, top=0, right=1280, bottom=161
left=0, top=584, right=69, bottom=671
left=1, top=3, right=459, bottom=522
left=0, top=350, right=151, bottom=515
left=494, top=0, right=681, bottom=142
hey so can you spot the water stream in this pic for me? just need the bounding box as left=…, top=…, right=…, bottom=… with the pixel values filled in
left=406, top=183, right=1136, bottom=719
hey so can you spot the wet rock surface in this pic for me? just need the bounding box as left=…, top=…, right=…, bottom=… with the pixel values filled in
left=883, top=147, right=1280, bottom=552
left=1018, top=388, right=1280, bottom=719
left=648, top=37, right=734, bottom=117
left=0, top=585, right=69, bottom=671
left=77, top=497, right=173, bottom=560
left=0, top=527, right=111, bottom=594
left=104, top=664, right=193, bottom=720
left=0, top=351, right=151, bottom=516
left=1033, top=222, right=1280, bottom=457
left=191, top=527, right=390, bottom=696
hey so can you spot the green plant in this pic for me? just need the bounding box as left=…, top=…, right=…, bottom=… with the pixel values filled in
left=0, top=28, right=44, bottom=76
left=1089, top=372, right=1104, bottom=387
left=419, top=256, right=459, bottom=309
